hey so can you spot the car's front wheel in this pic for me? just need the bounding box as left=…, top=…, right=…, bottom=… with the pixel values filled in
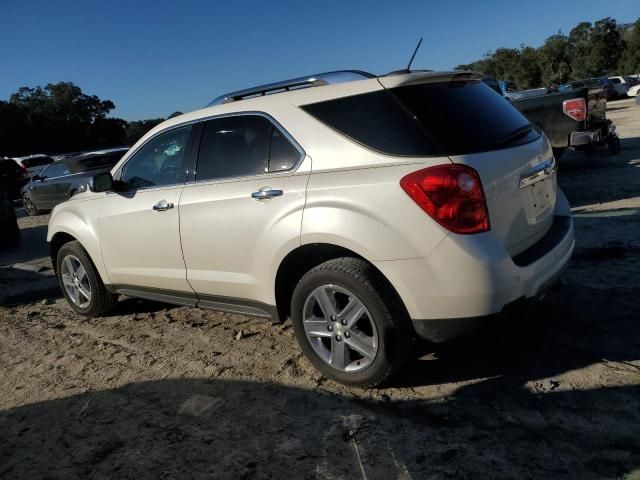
left=291, top=257, right=412, bottom=387
left=56, top=241, right=117, bottom=316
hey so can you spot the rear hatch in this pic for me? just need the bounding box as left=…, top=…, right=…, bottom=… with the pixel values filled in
left=378, top=72, right=557, bottom=256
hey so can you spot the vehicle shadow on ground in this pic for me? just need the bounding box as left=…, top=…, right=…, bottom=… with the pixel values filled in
left=104, top=296, right=179, bottom=317
left=1, top=357, right=639, bottom=478
left=0, top=266, right=59, bottom=306
left=394, top=277, right=639, bottom=386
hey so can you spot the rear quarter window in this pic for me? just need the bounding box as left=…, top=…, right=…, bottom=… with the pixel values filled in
left=301, top=80, right=539, bottom=157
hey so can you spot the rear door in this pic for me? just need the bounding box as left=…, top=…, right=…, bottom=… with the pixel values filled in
left=179, top=114, right=309, bottom=306
left=29, top=162, right=70, bottom=208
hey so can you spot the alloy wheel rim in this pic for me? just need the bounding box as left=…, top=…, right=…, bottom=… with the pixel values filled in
left=60, top=254, right=91, bottom=308
left=302, top=284, right=378, bottom=372
left=23, top=196, right=35, bottom=215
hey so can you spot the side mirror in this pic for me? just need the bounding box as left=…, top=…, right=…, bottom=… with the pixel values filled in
left=89, top=172, right=114, bottom=192
left=32, top=174, right=41, bottom=181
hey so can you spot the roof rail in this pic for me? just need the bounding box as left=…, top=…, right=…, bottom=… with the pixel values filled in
left=207, top=70, right=375, bottom=107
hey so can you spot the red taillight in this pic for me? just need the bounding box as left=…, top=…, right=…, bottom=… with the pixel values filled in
left=563, top=98, right=586, bottom=122
left=400, top=164, right=490, bottom=234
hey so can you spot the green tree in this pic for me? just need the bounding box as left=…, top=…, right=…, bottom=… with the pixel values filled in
left=539, top=33, right=572, bottom=85
left=125, top=118, right=165, bottom=145
left=3, top=82, right=125, bottom=155
left=618, top=19, right=640, bottom=73
left=568, top=21, right=592, bottom=79
left=587, top=17, right=625, bottom=76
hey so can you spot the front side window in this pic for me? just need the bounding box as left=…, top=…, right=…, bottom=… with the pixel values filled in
left=196, top=115, right=300, bottom=181
left=120, top=125, right=191, bottom=189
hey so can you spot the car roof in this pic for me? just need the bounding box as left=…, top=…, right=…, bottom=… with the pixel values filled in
left=80, top=147, right=129, bottom=156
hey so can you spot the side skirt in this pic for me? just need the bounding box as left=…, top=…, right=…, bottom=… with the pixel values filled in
left=107, top=284, right=279, bottom=322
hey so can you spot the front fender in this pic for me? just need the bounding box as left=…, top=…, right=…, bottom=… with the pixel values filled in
left=48, top=197, right=109, bottom=283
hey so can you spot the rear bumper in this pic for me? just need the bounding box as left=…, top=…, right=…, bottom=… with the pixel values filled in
left=570, top=121, right=615, bottom=147
left=374, top=197, right=574, bottom=342
left=569, top=130, right=600, bottom=146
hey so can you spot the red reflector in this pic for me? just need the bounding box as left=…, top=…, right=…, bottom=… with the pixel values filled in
left=563, top=98, right=586, bottom=122
left=400, top=165, right=490, bottom=234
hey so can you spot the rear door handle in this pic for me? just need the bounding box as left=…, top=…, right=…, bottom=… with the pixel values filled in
left=153, top=200, right=174, bottom=211
left=251, top=188, right=283, bottom=200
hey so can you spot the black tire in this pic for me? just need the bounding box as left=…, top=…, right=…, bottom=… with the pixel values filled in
left=0, top=187, right=20, bottom=249
left=291, top=257, right=412, bottom=387
left=608, top=135, right=621, bottom=154
left=56, top=240, right=118, bottom=316
left=22, top=193, right=43, bottom=216
left=552, top=147, right=566, bottom=161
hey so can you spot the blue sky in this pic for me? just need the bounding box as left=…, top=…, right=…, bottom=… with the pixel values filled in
left=1, top=0, right=638, bottom=120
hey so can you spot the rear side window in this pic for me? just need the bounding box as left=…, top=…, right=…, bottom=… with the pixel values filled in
left=196, top=115, right=301, bottom=181
left=302, top=91, right=434, bottom=156
left=42, top=163, right=70, bottom=178
left=302, top=80, right=539, bottom=156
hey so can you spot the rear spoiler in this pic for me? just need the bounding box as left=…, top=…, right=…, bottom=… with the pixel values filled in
left=378, top=71, right=486, bottom=89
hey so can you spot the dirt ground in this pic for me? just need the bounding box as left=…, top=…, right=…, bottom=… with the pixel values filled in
left=1, top=98, right=639, bottom=479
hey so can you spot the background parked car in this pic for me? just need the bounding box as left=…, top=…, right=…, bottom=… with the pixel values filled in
left=21, top=148, right=128, bottom=216
left=608, top=76, right=630, bottom=97
left=11, top=154, right=54, bottom=177
left=560, top=78, right=617, bottom=100
left=0, top=158, right=30, bottom=200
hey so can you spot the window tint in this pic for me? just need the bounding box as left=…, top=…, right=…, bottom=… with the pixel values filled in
left=42, top=163, right=70, bottom=178
left=268, top=127, right=300, bottom=172
left=196, top=115, right=272, bottom=181
left=302, top=90, right=434, bottom=156
left=120, top=125, right=191, bottom=189
left=610, top=78, right=621, bottom=84
left=302, top=80, right=538, bottom=156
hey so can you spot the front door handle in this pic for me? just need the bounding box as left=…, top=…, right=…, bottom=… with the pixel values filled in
left=153, top=200, right=174, bottom=211
left=251, top=188, right=283, bottom=200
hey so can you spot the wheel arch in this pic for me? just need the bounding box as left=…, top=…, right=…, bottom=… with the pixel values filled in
left=274, top=243, right=408, bottom=324
left=47, top=206, right=108, bottom=283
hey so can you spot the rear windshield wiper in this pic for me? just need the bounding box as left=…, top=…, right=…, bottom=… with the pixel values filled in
left=493, top=124, right=535, bottom=148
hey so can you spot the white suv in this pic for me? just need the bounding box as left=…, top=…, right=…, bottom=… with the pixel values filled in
left=48, top=70, right=574, bottom=386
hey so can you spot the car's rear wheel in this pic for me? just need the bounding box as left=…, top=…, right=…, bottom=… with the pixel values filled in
left=552, top=147, right=566, bottom=161
left=56, top=241, right=118, bottom=316
left=291, top=257, right=412, bottom=387
left=22, top=193, right=43, bottom=216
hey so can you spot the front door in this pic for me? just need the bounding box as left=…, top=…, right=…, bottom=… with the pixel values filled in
left=99, top=124, right=195, bottom=294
